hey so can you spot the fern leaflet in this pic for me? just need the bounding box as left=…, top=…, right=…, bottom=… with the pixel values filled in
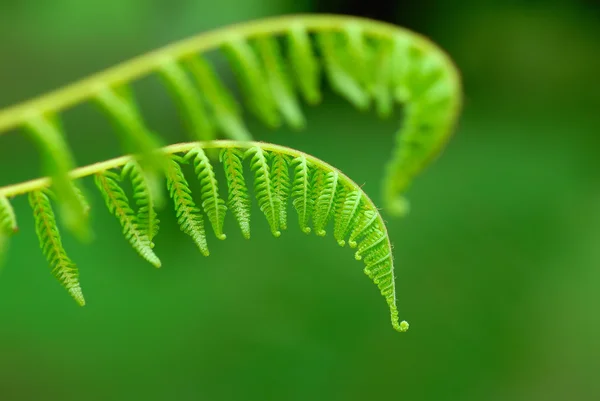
left=29, top=190, right=85, bottom=306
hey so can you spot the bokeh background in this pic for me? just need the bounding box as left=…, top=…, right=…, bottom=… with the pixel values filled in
left=1, top=0, right=599, bottom=400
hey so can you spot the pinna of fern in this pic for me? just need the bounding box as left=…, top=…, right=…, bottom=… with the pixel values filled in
left=0, top=14, right=461, bottom=223
left=0, top=141, right=409, bottom=333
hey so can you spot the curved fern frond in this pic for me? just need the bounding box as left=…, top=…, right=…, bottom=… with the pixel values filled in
left=94, top=171, right=161, bottom=267
left=28, top=190, right=85, bottom=306
left=0, top=14, right=461, bottom=217
left=0, top=141, right=408, bottom=332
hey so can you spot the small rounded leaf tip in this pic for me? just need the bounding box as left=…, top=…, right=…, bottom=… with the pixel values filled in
left=399, top=320, right=409, bottom=332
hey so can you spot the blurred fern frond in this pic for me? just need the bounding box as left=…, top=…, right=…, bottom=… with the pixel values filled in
left=0, top=14, right=461, bottom=218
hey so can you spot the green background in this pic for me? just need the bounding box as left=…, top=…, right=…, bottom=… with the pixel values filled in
left=1, top=1, right=599, bottom=400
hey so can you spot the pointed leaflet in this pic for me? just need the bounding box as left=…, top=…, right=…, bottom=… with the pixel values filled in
left=158, top=58, right=215, bottom=141
left=255, top=36, right=305, bottom=129
left=122, top=161, right=160, bottom=246
left=0, top=195, right=17, bottom=267
left=287, top=24, right=321, bottom=105
left=186, top=147, right=227, bottom=240
left=94, top=170, right=161, bottom=267
left=342, top=23, right=370, bottom=88
left=334, top=190, right=363, bottom=247
left=311, top=168, right=340, bottom=236
left=291, top=155, right=313, bottom=234
left=220, top=148, right=251, bottom=239
left=368, top=38, right=394, bottom=118
left=222, top=39, right=280, bottom=127
left=245, top=146, right=280, bottom=237
left=29, top=190, right=85, bottom=305
left=94, top=86, right=166, bottom=206
left=183, top=55, right=251, bottom=141
left=270, top=152, right=291, bottom=230
left=165, top=156, right=209, bottom=255
left=317, top=32, right=370, bottom=110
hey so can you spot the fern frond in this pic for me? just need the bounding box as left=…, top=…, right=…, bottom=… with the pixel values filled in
left=0, top=15, right=461, bottom=218
left=220, top=148, right=251, bottom=239
left=246, top=146, right=281, bottom=237
left=122, top=161, right=160, bottom=245
left=0, top=140, right=409, bottom=332
left=186, top=147, right=227, bottom=240
left=28, top=190, right=85, bottom=305
left=94, top=171, right=161, bottom=267
left=165, top=156, right=210, bottom=255
left=291, top=155, right=313, bottom=234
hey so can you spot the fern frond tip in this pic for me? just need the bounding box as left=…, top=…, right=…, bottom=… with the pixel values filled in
left=70, top=286, right=86, bottom=306
left=395, top=320, right=409, bottom=333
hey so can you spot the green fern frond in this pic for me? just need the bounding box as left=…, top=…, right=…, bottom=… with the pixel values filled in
left=291, top=155, right=313, bottom=234
left=94, top=170, right=161, bottom=267
left=0, top=141, right=408, bottom=332
left=186, top=147, right=228, bottom=240
left=220, top=148, right=251, bottom=239
left=0, top=15, right=461, bottom=218
left=165, top=156, right=210, bottom=255
left=246, top=146, right=281, bottom=237
left=28, top=190, right=85, bottom=305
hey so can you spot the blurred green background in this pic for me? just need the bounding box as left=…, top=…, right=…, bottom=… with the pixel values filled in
left=1, top=0, right=599, bottom=400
